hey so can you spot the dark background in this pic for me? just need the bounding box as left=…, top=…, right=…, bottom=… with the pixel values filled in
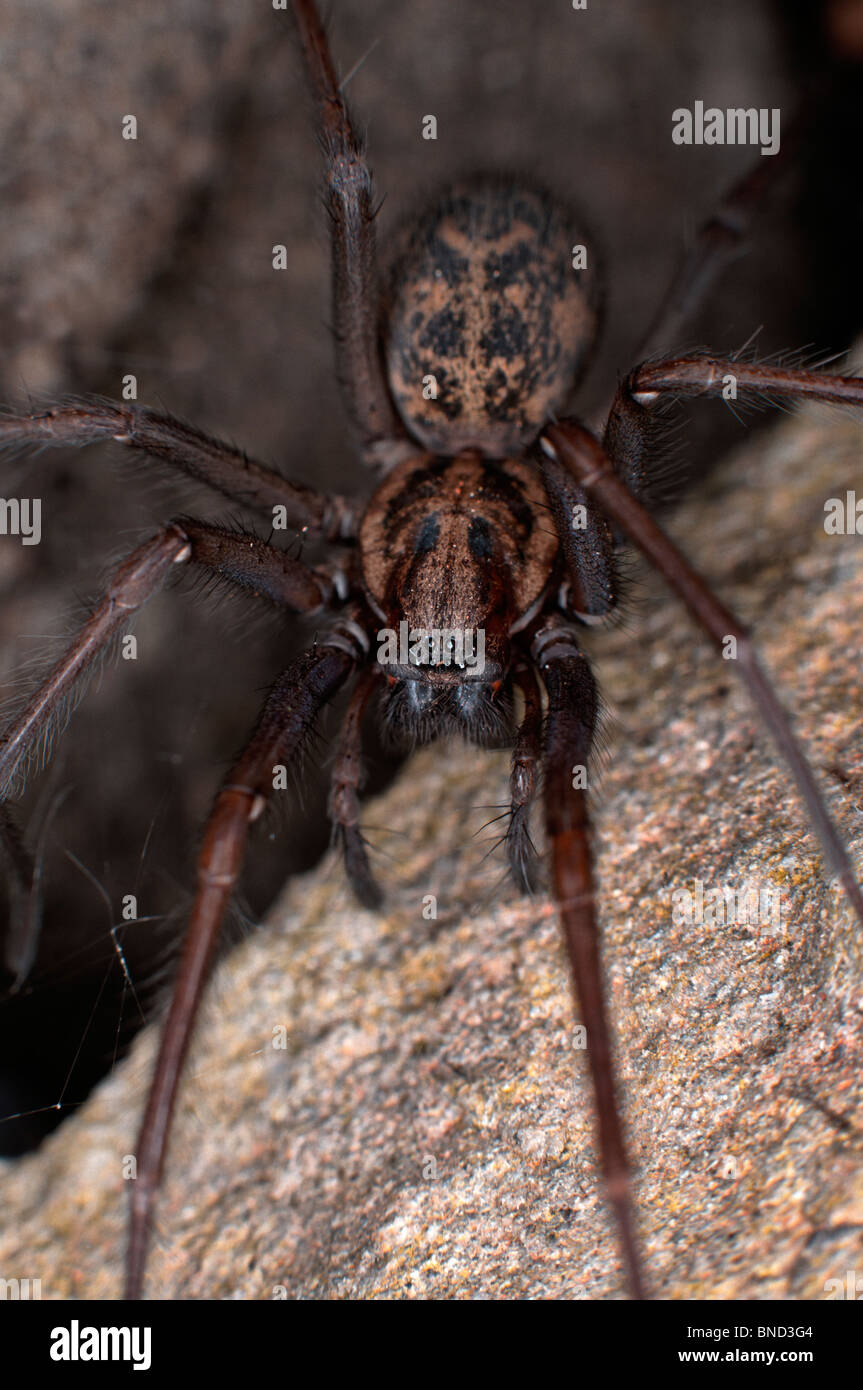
left=0, top=0, right=860, bottom=1152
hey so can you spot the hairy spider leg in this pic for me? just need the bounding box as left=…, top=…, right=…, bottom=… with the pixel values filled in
left=0, top=402, right=357, bottom=540
left=544, top=413, right=863, bottom=931
left=126, top=633, right=363, bottom=1298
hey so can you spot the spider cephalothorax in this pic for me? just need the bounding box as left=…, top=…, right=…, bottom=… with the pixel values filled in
left=1, top=0, right=862, bottom=1302
left=360, top=449, right=559, bottom=743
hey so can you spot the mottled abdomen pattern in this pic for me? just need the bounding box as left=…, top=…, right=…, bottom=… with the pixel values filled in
left=383, top=177, right=600, bottom=457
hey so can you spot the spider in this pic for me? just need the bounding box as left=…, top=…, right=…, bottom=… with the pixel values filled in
left=1, top=0, right=862, bottom=1300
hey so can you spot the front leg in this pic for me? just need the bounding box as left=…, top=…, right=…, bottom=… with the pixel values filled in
left=0, top=521, right=335, bottom=801
left=0, top=521, right=343, bottom=991
left=127, top=627, right=363, bottom=1298
left=542, top=418, right=863, bottom=932
left=532, top=618, right=646, bottom=1299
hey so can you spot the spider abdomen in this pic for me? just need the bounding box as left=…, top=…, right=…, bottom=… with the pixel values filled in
left=383, top=176, right=601, bottom=457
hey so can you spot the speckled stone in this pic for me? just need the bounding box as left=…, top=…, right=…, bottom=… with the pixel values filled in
left=2, top=385, right=862, bottom=1301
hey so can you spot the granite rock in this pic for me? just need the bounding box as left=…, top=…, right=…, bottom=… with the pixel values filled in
left=1, top=388, right=862, bottom=1300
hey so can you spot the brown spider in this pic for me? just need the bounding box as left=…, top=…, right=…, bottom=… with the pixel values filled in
left=1, top=0, right=862, bottom=1300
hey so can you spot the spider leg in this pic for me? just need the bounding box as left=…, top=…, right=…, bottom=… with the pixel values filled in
left=634, top=128, right=799, bottom=363
left=0, top=400, right=357, bottom=539
left=177, top=518, right=336, bottom=610
left=626, top=354, right=863, bottom=408
left=292, top=0, right=405, bottom=465
left=0, top=525, right=190, bottom=798
left=507, top=661, right=543, bottom=892
left=531, top=618, right=646, bottom=1300
left=542, top=419, right=863, bottom=930
left=0, top=520, right=334, bottom=798
left=330, top=664, right=382, bottom=908
left=538, top=451, right=618, bottom=619
left=602, top=350, right=863, bottom=512
left=127, top=625, right=363, bottom=1299
left=601, top=355, right=863, bottom=514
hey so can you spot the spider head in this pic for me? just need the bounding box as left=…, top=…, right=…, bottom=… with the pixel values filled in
left=375, top=613, right=513, bottom=747
left=378, top=657, right=514, bottom=749
left=360, top=450, right=551, bottom=749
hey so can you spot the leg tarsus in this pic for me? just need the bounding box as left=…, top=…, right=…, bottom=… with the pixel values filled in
left=631, top=354, right=863, bottom=408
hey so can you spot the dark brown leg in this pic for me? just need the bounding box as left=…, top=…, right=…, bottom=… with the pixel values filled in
left=127, top=632, right=361, bottom=1298
left=329, top=664, right=381, bottom=908
left=292, top=0, right=404, bottom=463
left=635, top=133, right=798, bottom=362
left=179, top=519, right=335, bottom=610
left=0, top=521, right=336, bottom=797
left=0, top=526, right=191, bottom=797
left=507, top=661, right=542, bottom=891
left=602, top=355, right=863, bottom=508
left=600, top=378, right=665, bottom=508
left=542, top=420, right=863, bottom=931
left=0, top=401, right=357, bottom=538
left=532, top=618, right=646, bottom=1300
left=629, top=354, right=863, bottom=408
left=538, top=451, right=618, bottom=619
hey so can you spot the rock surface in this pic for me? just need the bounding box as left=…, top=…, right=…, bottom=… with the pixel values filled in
left=2, top=388, right=862, bottom=1300
left=1, top=0, right=851, bottom=1157
left=0, top=0, right=806, bottom=1079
